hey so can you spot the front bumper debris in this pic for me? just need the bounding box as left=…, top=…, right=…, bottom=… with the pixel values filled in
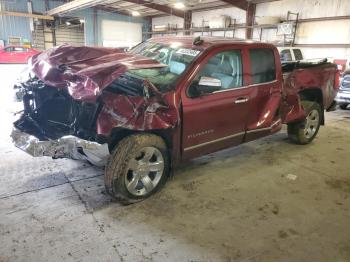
left=11, top=128, right=110, bottom=166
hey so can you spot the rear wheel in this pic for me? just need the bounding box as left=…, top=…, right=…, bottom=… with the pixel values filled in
left=105, top=134, right=169, bottom=204
left=287, top=101, right=322, bottom=145
left=339, top=104, right=348, bottom=110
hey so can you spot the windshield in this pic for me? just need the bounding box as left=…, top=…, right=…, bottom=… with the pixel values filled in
left=127, top=41, right=202, bottom=92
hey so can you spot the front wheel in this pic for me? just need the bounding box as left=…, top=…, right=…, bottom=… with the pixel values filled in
left=287, top=101, right=322, bottom=145
left=104, top=134, right=169, bottom=204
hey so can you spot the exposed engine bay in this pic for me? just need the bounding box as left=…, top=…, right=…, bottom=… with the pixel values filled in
left=14, top=77, right=102, bottom=141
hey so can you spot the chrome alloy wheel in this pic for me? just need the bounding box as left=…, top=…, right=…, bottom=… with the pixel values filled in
left=125, top=146, right=165, bottom=196
left=304, top=109, right=320, bottom=139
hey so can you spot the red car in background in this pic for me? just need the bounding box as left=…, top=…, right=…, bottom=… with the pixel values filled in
left=0, top=46, right=39, bottom=63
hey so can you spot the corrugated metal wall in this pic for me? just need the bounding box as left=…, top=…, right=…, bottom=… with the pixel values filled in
left=55, top=25, right=84, bottom=46
left=32, top=24, right=44, bottom=50
left=254, top=0, right=350, bottom=58
left=0, top=0, right=32, bottom=44
left=151, top=0, right=350, bottom=59
left=0, top=0, right=150, bottom=47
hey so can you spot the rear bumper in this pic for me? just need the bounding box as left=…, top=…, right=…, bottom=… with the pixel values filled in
left=11, top=128, right=110, bottom=166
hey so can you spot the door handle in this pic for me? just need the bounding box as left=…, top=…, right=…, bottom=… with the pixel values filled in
left=234, top=97, right=249, bottom=104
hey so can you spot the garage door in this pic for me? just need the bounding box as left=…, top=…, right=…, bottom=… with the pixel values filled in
left=101, top=20, right=142, bottom=48
left=55, top=24, right=85, bottom=46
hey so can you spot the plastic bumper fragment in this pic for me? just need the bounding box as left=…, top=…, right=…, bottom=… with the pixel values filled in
left=11, top=128, right=110, bottom=166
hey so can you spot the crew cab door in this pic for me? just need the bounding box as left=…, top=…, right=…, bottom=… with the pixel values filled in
left=244, top=48, right=282, bottom=142
left=181, top=48, right=253, bottom=159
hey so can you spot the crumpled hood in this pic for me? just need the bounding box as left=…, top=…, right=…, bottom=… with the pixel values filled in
left=29, top=44, right=166, bottom=101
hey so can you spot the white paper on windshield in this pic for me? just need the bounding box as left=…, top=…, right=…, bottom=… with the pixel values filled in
left=176, top=49, right=200, bottom=57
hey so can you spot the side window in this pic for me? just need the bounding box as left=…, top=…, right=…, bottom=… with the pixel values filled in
left=249, top=48, right=276, bottom=84
left=13, top=47, right=25, bottom=52
left=4, top=47, right=13, bottom=52
left=188, top=50, right=243, bottom=97
left=280, top=49, right=292, bottom=62
left=293, top=49, right=303, bottom=60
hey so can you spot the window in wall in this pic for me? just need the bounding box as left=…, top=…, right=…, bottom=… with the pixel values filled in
left=249, top=48, right=276, bottom=84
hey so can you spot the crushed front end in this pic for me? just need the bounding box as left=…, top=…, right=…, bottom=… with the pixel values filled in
left=12, top=77, right=109, bottom=166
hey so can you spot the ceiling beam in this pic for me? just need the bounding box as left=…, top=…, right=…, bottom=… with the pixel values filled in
left=95, top=5, right=133, bottom=17
left=47, top=0, right=106, bottom=15
left=0, top=11, right=54, bottom=20
left=122, top=0, right=185, bottom=17
left=220, top=0, right=248, bottom=10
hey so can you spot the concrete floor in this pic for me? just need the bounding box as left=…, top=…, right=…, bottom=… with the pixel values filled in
left=0, top=64, right=349, bottom=262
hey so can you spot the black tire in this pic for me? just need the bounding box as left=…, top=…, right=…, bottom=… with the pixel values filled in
left=105, top=134, right=169, bottom=204
left=339, top=104, right=348, bottom=110
left=287, top=101, right=322, bottom=145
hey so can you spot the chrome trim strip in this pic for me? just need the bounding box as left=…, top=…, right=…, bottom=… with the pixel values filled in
left=246, top=127, right=271, bottom=134
left=212, top=79, right=278, bottom=94
left=184, top=118, right=282, bottom=151
left=213, top=85, right=251, bottom=94
left=247, top=79, right=278, bottom=88
left=184, top=131, right=245, bottom=151
left=246, top=119, right=282, bottom=134
left=271, top=119, right=281, bottom=128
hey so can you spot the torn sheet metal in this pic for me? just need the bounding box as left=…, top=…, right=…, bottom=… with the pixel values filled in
left=11, top=128, right=110, bottom=166
left=97, top=91, right=180, bottom=136
left=29, top=45, right=167, bottom=102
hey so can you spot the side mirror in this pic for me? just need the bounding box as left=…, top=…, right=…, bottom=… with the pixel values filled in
left=196, top=76, right=221, bottom=94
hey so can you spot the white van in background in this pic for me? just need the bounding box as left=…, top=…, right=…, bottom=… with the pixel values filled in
left=278, top=47, right=304, bottom=62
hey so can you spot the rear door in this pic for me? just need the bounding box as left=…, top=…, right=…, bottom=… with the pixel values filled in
left=181, top=47, right=254, bottom=159
left=244, top=48, right=282, bottom=142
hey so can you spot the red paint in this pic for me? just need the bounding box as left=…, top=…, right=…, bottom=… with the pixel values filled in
left=96, top=91, right=179, bottom=135
left=30, top=44, right=166, bottom=102
left=29, top=38, right=338, bottom=166
left=0, top=46, right=39, bottom=64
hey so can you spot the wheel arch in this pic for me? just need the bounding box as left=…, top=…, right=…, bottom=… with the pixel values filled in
left=107, top=127, right=174, bottom=162
left=298, top=88, right=324, bottom=125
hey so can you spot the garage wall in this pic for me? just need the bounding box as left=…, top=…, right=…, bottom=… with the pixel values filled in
left=0, top=0, right=62, bottom=44
left=101, top=20, right=142, bottom=48
left=0, top=0, right=150, bottom=48
left=254, top=0, right=350, bottom=60
left=55, top=25, right=85, bottom=46
left=152, top=6, right=245, bottom=38
left=151, top=0, right=350, bottom=60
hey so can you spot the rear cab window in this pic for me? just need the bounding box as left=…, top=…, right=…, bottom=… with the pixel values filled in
left=293, top=49, right=303, bottom=60
left=249, top=48, right=276, bottom=84
left=280, top=49, right=292, bottom=62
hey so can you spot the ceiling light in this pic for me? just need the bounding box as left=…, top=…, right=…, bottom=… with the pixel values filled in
left=131, top=11, right=140, bottom=16
left=66, top=21, right=71, bottom=25
left=79, top=19, right=85, bottom=23
left=174, top=2, right=185, bottom=9
left=170, top=42, right=182, bottom=48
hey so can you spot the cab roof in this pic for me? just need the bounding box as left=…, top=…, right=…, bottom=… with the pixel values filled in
left=148, top=36, right=274, bottom=50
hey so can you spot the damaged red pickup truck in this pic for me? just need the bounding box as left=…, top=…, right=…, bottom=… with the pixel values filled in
left=12, top=37, right=339, bottom=203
